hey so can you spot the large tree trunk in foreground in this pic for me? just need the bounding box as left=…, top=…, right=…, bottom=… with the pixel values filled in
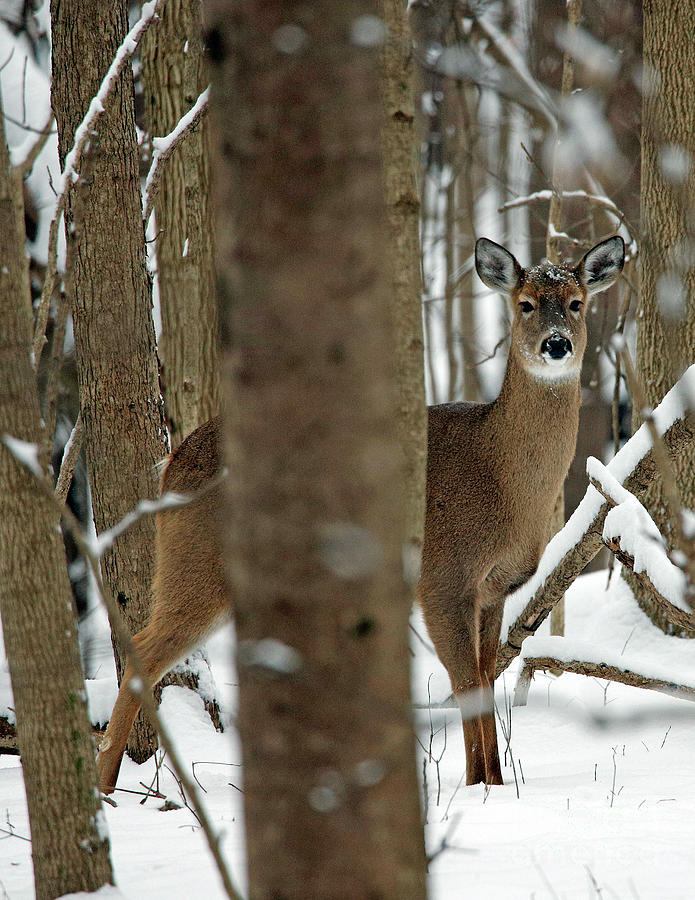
left=0, top=99, right=114, bottom=900
left=141, top=0, right=219, bottom=449
left=50, top=0, right=169, bottom=760
left=207, top=0, right=428, bottom=896
left=633, top=0, right=695, bottom=631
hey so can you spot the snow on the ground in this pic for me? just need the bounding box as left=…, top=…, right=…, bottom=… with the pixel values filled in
left=1, top=569, right=695, bottom=899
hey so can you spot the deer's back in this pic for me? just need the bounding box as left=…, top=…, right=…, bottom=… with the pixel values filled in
left=152, top=417, right=230, bottom=633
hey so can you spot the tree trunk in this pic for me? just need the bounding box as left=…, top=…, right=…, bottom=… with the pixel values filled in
left=141, top=0, right=219, bottom=450
left=0, top=97, right=114, bottom=900
left=207, top=0, right=428, bottom=895
left=50, top=0, right=169, bottom=760
left=633, top=0, right=695, bottom=631
left=379, top=0, right=428, bottom=560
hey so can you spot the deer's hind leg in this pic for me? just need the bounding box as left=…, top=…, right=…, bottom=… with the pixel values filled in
left=419, top=587, right=488, bottom=785
left=477, top=600, right=504, bottom=785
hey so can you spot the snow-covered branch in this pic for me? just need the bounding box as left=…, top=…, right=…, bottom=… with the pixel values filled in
left=142, top=86, right=210, bottom=224
left=514, top=637, right=695, bottom=707
left=498, top=188, right=636, bottom=251
left=497, top=365, right=695, bottom=677
left=588, top=458, right=695, bottom=632
left=32, top=0, right=167, bottom=368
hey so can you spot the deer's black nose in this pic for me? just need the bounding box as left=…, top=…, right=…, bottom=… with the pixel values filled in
left=541, top=333, right=572, bottom=360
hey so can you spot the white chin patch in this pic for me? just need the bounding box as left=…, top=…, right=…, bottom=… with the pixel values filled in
left=527, top=355, right=579, bottom=381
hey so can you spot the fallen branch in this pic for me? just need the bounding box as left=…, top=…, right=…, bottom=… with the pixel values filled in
left=515, top=656, right=695, bottom=704
left=497, top=366, right=695, bottom=677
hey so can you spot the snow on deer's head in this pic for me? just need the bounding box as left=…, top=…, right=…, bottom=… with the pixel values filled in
left=475, top=236, right=625, bottom=382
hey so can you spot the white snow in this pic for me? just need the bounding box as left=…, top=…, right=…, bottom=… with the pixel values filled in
left=588, top=456, right=689, bottom=611
left=2, top=572, right=695, bottom=898
left=1, top=434, right=43, bottom=477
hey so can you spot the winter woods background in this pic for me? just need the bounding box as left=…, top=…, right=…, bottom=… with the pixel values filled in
left=0, top=0, right=694, bottom=898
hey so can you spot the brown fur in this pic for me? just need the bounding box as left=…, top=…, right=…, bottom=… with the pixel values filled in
left=97, top=418, right=230, bottom=793
left=97, top=238, right=623, bottom=794
left=418, top=237, right=623, bottom=785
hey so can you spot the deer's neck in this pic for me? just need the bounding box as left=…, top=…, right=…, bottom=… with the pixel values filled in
left=491, top=347, right=582, bottom=465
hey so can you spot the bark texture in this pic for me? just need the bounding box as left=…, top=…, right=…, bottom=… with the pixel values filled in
left=141, top=0, right=219, bottom=450
left=207, top=0, right=427, bottom=896
left=0, top=103, right=114, bottom=900
left=379, top=0, right=428, bottom=557
left=50, top=0, right=169, bottom=761
left=634, top=0, right=695, bottom=628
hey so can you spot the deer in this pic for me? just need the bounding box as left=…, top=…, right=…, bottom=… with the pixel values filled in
left=95, top=235, right=624, bottom=794
left=419, top=234, right=624, bottom=785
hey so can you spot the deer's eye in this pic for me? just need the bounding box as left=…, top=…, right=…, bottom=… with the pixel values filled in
left=569, top=299, right=583, bottom=312
left=519, top=300, right=534, bottom=314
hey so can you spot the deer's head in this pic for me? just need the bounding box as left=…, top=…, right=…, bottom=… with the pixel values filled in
left=475, top=236, right=625, bottom=381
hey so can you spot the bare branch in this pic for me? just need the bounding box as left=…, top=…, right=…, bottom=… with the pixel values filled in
left=11, top=114, right=53, bottom=179
left=517, top=655, right=695, bottom=703
left=142, top=86, right=210, bottom=224
left=54, top=413, right=84, bottom=505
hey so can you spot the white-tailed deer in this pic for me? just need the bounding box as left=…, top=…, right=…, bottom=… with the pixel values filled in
left=419, top=234, right=624, bottom=785
left=96, top=235, right=624, bottom=794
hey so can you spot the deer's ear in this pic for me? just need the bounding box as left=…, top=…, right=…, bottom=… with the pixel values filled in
left=576, top=236, right=625, bottom=295
left=475, top=238, right=523, bottom=293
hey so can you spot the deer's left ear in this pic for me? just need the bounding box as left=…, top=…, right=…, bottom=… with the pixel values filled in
left=575, top=236, right=625, bottom=295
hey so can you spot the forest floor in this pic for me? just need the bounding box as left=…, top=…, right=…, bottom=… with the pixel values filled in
left=1, top=568, right=694, bottom=899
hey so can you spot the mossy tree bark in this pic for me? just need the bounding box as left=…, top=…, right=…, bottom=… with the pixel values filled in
left=50, top=0, right=169, bottom=760
left=207, top=0, right=428, bottom=895
left=0, top=97, right=114, bottom=900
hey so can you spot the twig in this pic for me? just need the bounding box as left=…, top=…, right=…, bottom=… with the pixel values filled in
left=54, top=413, right=84, bottom=505
left=142, top=86, right=209, bottom=224
left=11, top=114, right=53, bottom=179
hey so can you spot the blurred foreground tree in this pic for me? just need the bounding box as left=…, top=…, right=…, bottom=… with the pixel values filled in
left=633, top=0, right=695, bottom=630
left=207, top=0, right=428, bottom=895
left=0, top=95, right=114, bottom=900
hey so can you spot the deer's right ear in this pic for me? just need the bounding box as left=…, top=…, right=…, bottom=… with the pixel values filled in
left=475, top=238, right=523, bottom=293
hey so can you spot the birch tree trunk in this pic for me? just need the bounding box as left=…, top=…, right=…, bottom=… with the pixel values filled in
left=207, top=0, right=427, bottom=894
left=633, top=0, right=695, bottom=630
left=0, top=97, right=114, bottom=900
left=141, top=0, right=219, bottom=450
left=50, top=0, right=169, bottom=760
